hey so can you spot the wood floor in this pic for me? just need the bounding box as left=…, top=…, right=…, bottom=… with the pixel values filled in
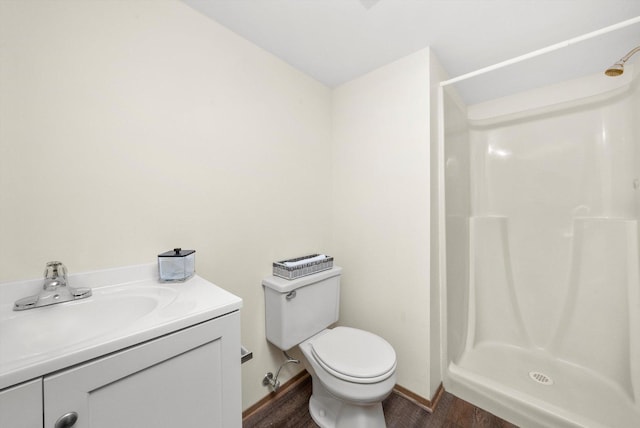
left=243, top=374, right=518, bottom=428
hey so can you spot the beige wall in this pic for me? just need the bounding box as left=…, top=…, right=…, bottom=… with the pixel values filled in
left=331, top=48, right=435, bottom=398
left=0, top=0, right=331, bottom=410
left=0, top=0, right=443, bottom=410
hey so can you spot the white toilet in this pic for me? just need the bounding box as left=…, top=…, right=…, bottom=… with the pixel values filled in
left=263, top=266, right=397, bottom=428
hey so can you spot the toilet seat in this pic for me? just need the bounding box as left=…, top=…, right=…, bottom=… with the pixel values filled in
left=310, top=326, right=396, bottom=384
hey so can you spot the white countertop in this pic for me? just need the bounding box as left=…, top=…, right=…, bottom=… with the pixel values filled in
left=0, top=263, right=242, bottom=390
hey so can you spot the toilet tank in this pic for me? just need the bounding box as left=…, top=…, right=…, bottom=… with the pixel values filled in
left=263, top=266, right=342, bottom=350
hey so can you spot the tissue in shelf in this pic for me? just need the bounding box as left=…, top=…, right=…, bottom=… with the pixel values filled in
left=272, top=254, right=333, bottom=280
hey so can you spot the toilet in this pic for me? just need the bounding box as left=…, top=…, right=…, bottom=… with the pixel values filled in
left=263, top=266, right=397, bottom=428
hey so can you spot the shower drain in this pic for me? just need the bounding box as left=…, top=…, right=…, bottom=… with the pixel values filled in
left=528, top=371, right=554, bottom=385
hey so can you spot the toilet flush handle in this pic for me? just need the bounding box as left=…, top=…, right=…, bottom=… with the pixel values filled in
left=286, top=291, right=296, bottom=300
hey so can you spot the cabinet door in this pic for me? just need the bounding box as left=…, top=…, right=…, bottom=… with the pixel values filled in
left=0, top=378, right=43, bottom=428
left=44, top=311, right=241, bottom=428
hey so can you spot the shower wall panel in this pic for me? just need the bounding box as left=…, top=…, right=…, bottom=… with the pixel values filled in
left=550, top=218, right=639, bottom=398
left=469, top=216, right=530, bottom=349
left=442, top=87, right=470, bottom=365
left=468, top=87, right=638, bottom=347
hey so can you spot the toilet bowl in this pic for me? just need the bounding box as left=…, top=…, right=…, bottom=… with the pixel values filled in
left=299, top=327, right=397, bottom=428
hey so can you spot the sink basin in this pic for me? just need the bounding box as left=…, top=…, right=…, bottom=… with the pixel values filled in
left=0, top=285, right=177, bottom=363
left=0, top=263, right=243, bottom=390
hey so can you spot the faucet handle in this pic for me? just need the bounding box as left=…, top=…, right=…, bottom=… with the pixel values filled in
left=43, top=261, right=67, bottom=289
left=44, top=261, right=67, bottom=280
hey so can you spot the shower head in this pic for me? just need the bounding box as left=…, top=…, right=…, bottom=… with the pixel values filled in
left=605, top=62, right=625, bottom=77
left=605, top=45, right=640, bottom=77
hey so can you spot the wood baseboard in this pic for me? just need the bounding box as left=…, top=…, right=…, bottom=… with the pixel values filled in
left=393, top=382, right=444, bottom=414
left=243, top=369, right=445, bottom=421
left=242, top=370, right=310, bottom=420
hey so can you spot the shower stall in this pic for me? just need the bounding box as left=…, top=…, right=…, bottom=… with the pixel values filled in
left=439, top=22, right=640, bottom=428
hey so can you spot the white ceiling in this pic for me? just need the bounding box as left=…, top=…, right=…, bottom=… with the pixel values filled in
left=182, top=0, right=640, bottom=104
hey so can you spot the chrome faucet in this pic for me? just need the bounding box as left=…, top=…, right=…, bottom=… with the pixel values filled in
left=13, top=261, right=92, bottom=311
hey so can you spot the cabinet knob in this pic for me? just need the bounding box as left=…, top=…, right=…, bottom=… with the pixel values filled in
left=55, top=412, right=78, bottom=428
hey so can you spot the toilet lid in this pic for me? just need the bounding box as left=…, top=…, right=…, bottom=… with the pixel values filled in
left=311, top=327, right=396, bottom=384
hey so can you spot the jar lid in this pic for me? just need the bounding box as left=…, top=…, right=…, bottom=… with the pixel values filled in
left=158, top=248, right=196, bottom=257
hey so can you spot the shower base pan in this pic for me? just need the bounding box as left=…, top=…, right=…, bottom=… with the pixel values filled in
left=446, top=343, right=640, bottom=428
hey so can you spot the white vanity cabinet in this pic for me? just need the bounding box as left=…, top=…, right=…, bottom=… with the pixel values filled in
left=43, top=311, right=241, bottom=428
left=0, top=311, right=240, bottom=428
left=0, top=379, right=43, bottom=428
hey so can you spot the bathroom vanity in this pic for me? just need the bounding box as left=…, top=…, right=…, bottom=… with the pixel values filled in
left=0, top=264, right=242, bottom=428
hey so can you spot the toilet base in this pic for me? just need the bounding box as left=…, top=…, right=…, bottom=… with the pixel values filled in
left=308, top=374, right=387, bottom=428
